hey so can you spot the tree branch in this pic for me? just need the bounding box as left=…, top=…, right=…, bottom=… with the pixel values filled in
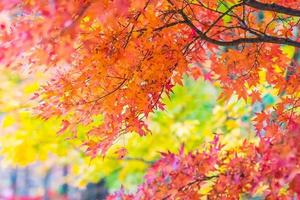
left=162, top=175, right=218, bottom=200
left=60, top=2, right=91, bottom=36
left=178, top=9, right=300, bottom=48
left=244, top=0, right=300, bottom=17
left=83, top=78, right=127, bottom=104
left=203, top=2, right=244, bottom=35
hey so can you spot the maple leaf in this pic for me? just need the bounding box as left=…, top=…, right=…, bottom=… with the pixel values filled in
left=190, top=66, right=203, bottom=80
left=57, top=120, right=70, bottom=135
left=114, top=147, right=127, bottom=159
left=250, top=90, right=261, bottom=103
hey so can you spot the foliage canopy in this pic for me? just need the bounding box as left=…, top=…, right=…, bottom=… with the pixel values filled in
left=1, top=0, right=300, bottom=198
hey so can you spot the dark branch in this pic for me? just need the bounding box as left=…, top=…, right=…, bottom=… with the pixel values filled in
left=204, top=2, right=244, bottom=35
left=244, top=0, right=300, bottom=17
left=84, top=78, right=127, bottom=104
left=162, top=175, right=218, bottom=200
left=60, top=2, right=91, bottom=36
left=178, top=10, right=300, bottom=48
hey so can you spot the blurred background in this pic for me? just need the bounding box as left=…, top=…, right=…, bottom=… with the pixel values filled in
left=0, top=68, right=272, bottom=199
